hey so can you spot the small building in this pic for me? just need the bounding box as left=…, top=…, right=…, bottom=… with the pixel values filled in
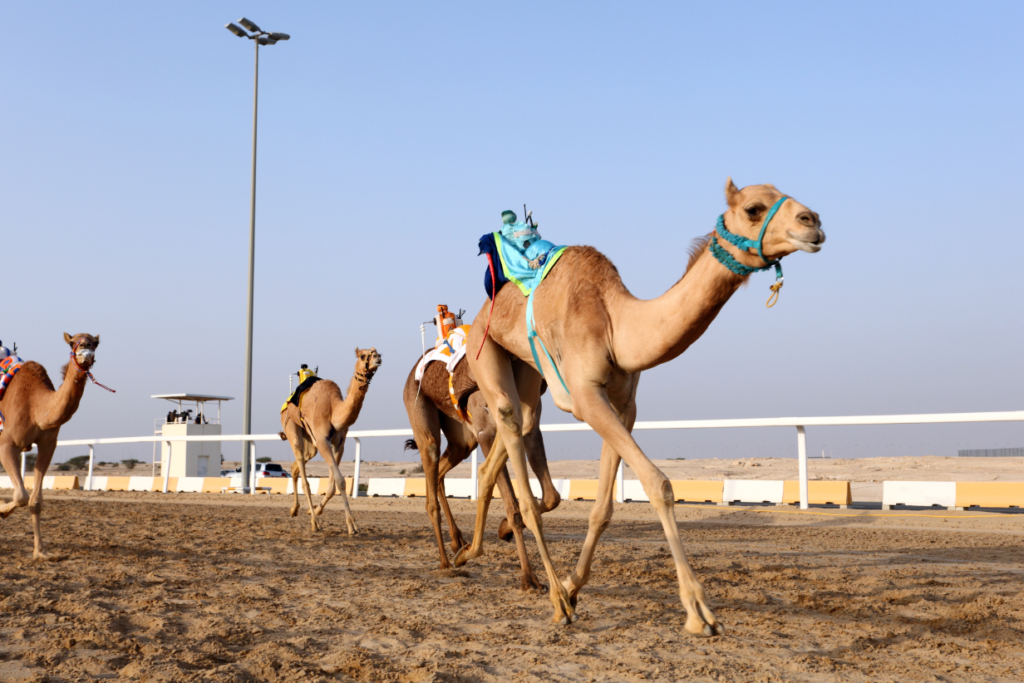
left=152, top=393, right=233, bottom=477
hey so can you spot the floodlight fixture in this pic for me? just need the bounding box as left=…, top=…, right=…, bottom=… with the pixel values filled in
left=238, top=17, right=261, bottom=33
left=257, top=37, right=276, bottom=45
left=225, top=23, right=248, bottom=38
left=269, top=33, right=290, bottom=41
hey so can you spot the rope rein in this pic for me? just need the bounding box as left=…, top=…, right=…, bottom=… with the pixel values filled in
left=69, top=341, right=116, bottom=393
left=708, top=196, right=788, bottom=308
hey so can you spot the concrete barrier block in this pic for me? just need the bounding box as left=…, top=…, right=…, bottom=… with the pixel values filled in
left=89, top=476, right=108, bottom=491
left=153, top=477, right=177, bottom=492
left=670, top=480, right=724, bottom=503
left=104, top=476, right=132, bottom=492
left=201, top=477, right=232, bottom=493
left=404, top=478, right=427, bottom=497
left=567, top=479, right=616, bottom=501
left=177, top=477, right=206, bottom=493
left=258, top=477, right=290, bottom=495
left=52, top=476, right=79, bottom=490
left=955, top=482, right=1024, bottom=509
left=0, top=476, right=11, bottom=489
left=881, top=481, right=955, bottom=508
left=621, top=480, right=648, bottom=502
left=442, top=478, right=474, bottom=498
left=723, top=480, right=784, bottom=504
left=783, top=480, right=853, bottom=505
left=368, top=478, right=405, bottom=497
left=129, top=476, right=155, bottom=491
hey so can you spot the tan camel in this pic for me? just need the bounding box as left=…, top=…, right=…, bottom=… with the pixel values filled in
left=0, top=333, right=104, bottom=560
left=280, top=348, right=382, bottom=533
left=402, top=356, right=560, bottom=590
left=459, top=180, right=825, bottom=632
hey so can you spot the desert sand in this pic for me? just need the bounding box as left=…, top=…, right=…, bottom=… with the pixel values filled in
left=1, top=469, right=1023, bottom=682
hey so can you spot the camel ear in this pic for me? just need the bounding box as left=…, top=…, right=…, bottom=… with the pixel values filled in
left=725, top=177, right=741, bottom=208
left=355, top=347, right=360, bottom=358
left=64, top=332, right=73, bottom=345
left=94, top=334, right=100, bottom=346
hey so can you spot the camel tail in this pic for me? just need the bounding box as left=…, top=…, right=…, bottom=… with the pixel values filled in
left=403, top=439, right=418, bottom=452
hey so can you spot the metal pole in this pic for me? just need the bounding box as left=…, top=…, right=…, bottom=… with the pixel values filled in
left=797, top=426, right=808, bottom=510
left=250, top=443, right=257, bottom=495
left=163, top=441, right=172, bottom=493
left=86, top=445, right=95, bottom=492
left=615, top=459, right=624, bottom=503
left=352, top=437, right=362, bottom=498
left=471, top=446, right=479, bottom=501
left=20, top=450, right=26, bottom=478
left=241, top=38, right=259, bottom=488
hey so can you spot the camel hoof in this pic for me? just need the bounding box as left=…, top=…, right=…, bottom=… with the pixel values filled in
left=34, top=552, right=65, bottom=563
left=497, top=518, right=514, bottom=543
left=712, top=622, right=725, bottom=636
left=289, top=508, right=299, bottom=518
left=453, top=545, right=472, bottom=567
left=570, top=612, right=579, bottom=623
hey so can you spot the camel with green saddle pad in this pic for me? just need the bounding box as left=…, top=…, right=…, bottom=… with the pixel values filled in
left=459, top=180, right=825, bottom=634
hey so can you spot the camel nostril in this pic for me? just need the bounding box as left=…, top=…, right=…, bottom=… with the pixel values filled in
left=797, top=212, right=816, bottom=227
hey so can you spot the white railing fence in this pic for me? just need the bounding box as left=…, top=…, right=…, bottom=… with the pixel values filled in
left=41, top=410, right=1023, bottom=510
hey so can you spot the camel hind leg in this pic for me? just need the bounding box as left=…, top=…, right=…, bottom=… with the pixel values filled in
left=0, top=440, right=30, bottom=519
left=28, top=438, right=63, bottom=561
left=316, top=438, right=357, bottom=535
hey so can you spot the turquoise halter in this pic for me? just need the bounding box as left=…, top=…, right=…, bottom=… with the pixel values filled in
left=709, top=196, right=788, bottom=286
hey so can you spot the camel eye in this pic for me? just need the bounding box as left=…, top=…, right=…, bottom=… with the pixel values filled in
left=745, top=204, right=765, bottom=219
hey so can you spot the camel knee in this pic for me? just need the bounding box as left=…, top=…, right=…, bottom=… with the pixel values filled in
left=651, top=476, right=674, bottom=511
left=11, top=488, right=29, bottom=507
left=542, top=489, right=561, bottom=513
left=496, top=405, right=522, bottom=437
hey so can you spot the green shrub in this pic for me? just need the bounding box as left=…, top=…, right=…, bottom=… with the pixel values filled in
left=256, top=457, right=271, bottom=463
left=121, top=458, right=143, bottom=470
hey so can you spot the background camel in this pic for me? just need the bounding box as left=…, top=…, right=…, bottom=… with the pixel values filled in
left=461, top=180, right=825, bottom=632
left=402, top=356, right=559, bottom=590
left=281, top=348, right=382, bottom=533
left=0, top=332, right=103, bottom=560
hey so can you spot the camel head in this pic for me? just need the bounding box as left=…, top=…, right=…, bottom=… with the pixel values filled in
left=355, top=347, right=382, bottom=380
left=64, top=332, right=100, bottom=370
left=723, top=178, right=825, bottom=264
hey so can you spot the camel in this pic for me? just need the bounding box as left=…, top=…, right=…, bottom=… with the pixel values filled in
left=280, top=348, right=382, bottom=533
left=402, top=355, right=560, bottom=590
left=0, top=333, right=104, bottom=560
left=459, top=180, right=825, bottom=633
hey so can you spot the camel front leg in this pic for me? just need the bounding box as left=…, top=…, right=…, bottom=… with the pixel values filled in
left=321, top=438, right=362, bottom=532
left=294, top=454, right=321, bottom=532
left=574, top=387, right=722, bottom=637
left=420, top=444, right=450, bottom=569
left=0, top=442, right=30, bottom=519
left=29, top=440, right=63, bottom=561
left=524, top=413, right=561, bottom=514
left=452, top=432, right=508, bottom=566
left=436, top=453, right=466, bottom=551
left=495, top=463, right=544, bottom=592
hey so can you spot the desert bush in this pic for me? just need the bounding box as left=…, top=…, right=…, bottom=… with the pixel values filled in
left=121, top=458, right=142, bottom=470
left=256, top=457, right=271, bottom=463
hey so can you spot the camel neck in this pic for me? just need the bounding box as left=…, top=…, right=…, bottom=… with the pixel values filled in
left=40, top=362, right=88, bottom=430
left=333, top=370, right=372, bottom=428
left=610, top=243, right=747, bottom=373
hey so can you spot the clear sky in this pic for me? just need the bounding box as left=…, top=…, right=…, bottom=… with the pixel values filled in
left=3, top=1, right=1021, bottom=466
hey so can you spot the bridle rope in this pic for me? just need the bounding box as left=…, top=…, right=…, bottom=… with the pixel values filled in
left=708, top=195, right=788, bottom=308
left=70, top=341, right=116, bottom=393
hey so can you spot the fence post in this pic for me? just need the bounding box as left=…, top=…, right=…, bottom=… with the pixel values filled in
left=163, top=441, right=171, bottom=493
left=797, top=426, right=808, bottom=510
left=352, top=437, right=361, bottom=498
left=615, top=459, right=624, bottom=503
left=471, top=446, right=479, bottom=501
left=20, top=450, right=26, bottom=478
left=250, top=443, right=257, bottom=495
left=87, top=445, right=95, bottom=492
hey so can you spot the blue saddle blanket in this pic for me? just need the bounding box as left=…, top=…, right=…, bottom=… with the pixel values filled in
left=479, top=232, right=567, bottom=297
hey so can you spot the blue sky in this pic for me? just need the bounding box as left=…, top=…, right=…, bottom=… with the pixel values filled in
left=2, top=2, right=1021, bottom=465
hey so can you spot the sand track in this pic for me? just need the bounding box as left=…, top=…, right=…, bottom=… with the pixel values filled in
left=1, top=494, right=1022, bottom=682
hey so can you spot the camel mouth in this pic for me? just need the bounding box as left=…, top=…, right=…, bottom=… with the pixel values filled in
left=786, top=229, right=825, bottom=254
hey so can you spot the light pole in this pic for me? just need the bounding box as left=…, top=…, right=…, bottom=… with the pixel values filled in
left=225, top=18, right=290, bottom=488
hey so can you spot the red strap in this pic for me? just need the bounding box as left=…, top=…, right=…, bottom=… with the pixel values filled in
left=476, top=252, right=497, bottom=360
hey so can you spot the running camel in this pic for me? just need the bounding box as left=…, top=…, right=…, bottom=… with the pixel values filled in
left=0, top=333, right=107, bottom=560
left=281, top=348, right=382, bottom=533
left=402, top=355, right=560, bottom=590
left=459, top=180, right=825, bottom=634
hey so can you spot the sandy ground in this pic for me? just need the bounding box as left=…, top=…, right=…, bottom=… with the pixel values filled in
left=65, top=456, right=1024, bottom=505
left=1, top=489, right=1023, bottom=682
